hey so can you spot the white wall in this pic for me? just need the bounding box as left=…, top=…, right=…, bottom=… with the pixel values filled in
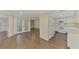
left=48, top=16, right=56, bottom=39
left=72, top=11, right=79, bottom=27
left=73, top=11, right=79, bottom=23
left=0, top=18, right=8, bottom=31
left=40, top=13, right=49, bottom=41
left=8, top=16, right=15, bottom=37
left=48, top=16, right=77, bottom=29
left=54, top=17, right=75, bottom=27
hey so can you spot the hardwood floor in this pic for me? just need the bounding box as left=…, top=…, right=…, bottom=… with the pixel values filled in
left=0, top=28, right=67, bottom=49
left=0, top=31, right=7, bottom=44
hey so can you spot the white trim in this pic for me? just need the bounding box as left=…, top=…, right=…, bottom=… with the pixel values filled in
left=7, top=33, right=15, bottom=37
left=40, top=35, right=49, bottom=41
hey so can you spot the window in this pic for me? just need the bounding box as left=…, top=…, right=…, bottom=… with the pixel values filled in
left=15, top=17, right=30, bottom=33
left=16, top=18, right=22, bottom=32
left=24, top=20, right=29, bottom=31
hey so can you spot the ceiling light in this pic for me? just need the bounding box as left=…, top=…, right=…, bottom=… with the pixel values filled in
left=20, top=12, right=23, bottom=15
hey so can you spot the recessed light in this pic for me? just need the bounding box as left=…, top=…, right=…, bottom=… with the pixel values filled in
left=20, top=12, right=23, bottom=15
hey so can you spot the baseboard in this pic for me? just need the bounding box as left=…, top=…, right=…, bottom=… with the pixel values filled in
left=49, top=36, right=55, bottom=40
left=40, top=35, right=49, bottom=41
left=7, top=33, right=15, bottom=37
left=49, top=31, right=56, bottom=40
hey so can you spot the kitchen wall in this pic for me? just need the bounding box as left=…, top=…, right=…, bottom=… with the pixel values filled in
left=54, top=17, right=75, bottom=27
left=73, top=11, right=79, bottom=23
left=48, top=15, right=75, bottom=39
left=73, top=11, right=79, bottom=27
left=48, top=16, right=77, bottom=29
left=48, top=16, right=56, bottom=39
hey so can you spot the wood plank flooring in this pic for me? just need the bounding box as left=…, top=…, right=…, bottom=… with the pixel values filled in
left=0, top=28, right=67, bottom=49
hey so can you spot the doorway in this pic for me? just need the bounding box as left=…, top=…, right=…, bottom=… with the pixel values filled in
left=30, top=18, right=40, bottom=44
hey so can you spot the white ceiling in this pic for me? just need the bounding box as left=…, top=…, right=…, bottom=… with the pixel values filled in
left=49, top=10, right=75, bottom=18
left=0, top=10, right=76, bottom=18
left=0, top=10, right=49, bottom=17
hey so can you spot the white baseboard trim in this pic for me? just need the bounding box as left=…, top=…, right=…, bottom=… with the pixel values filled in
left=7, top=33, right=15, bottom=37
left=40, top=35, right=49, bottom=41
